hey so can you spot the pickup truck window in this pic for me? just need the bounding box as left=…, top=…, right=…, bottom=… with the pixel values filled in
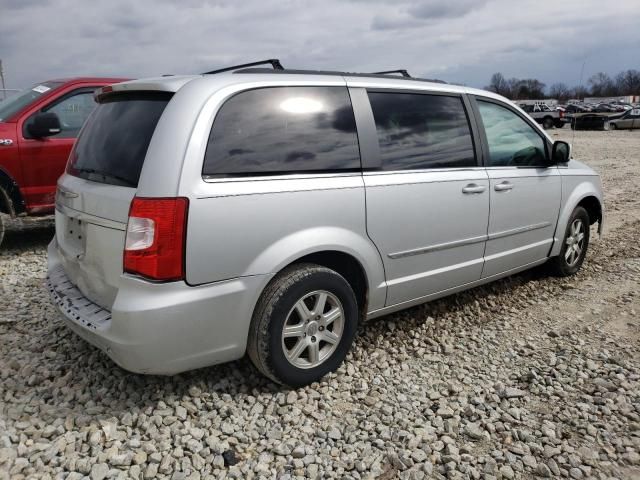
left=41, top=91, right=97, bottom=138
left=0, top=81, right=63, bottom=121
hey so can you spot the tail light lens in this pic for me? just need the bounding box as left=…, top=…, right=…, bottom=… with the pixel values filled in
left=124, top=197, right=189, bottom=281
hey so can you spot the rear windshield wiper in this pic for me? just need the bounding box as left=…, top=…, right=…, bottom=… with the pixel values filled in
left=74, top=167, right=135, bottom=187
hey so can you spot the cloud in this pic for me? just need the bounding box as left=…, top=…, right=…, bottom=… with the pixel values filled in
left=0, top=0, right=637, bottom=92
left=407, top=0, right=488, bottom=19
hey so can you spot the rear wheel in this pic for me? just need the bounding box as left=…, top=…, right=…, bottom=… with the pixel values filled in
left=549, top=206, right=590, bottom=277
left=542, top=117, right=554, bottom=129
left=247, top=263, right=358, bottom=387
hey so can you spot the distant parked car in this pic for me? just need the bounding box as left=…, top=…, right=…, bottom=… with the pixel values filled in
left=571, top=114, right=610, bottom=130
left=519, top=103, right=564, bottom=129
left=592, top=103, right=616, bottom=113
left=0, top=77, right=128, bottom=245
left=565, top=104, right=591, bottom=114
left=609, top=108, right=640, bottom=129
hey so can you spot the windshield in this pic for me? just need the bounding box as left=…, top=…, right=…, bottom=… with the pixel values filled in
left=67, top=92, right=172, bottom=187
left=0, top=81, right=63, bottom=121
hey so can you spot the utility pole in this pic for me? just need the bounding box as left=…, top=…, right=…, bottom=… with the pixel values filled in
left=0, top=60, right=5, bottom=100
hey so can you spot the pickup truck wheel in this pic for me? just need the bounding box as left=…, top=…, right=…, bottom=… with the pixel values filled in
left=549, top=206, right=590, bottom=277
left=542, top=117, right=554, bottom=129
left=247, top=263, right=358, bottom=387
left=0, top=213, right=7, bottom=248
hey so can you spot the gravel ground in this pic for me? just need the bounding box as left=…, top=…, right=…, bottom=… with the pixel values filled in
left=1, top=129, right=639, bottom=480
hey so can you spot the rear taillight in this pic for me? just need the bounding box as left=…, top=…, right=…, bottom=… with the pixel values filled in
left=124, top=197, right=189, bottom=281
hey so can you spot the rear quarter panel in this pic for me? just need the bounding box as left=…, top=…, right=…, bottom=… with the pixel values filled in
left=185, top=175, right=386, bottom=315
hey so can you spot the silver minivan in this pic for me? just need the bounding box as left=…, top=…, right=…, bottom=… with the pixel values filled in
left=48, top=60, right=604, bottom=386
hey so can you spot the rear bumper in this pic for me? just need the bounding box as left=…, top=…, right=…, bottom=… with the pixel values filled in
left=47, top=239, right=272, bottom=375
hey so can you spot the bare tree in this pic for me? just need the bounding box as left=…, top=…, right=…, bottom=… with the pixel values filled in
left=486, top=72, right=510, bottom=97
left=549, top=83, right=570, bottom=101
left=588, top=72, right=615, bottom=97
left=571, top=85, right=589, bottom=100
left=615, top=69, right=640, bottom=95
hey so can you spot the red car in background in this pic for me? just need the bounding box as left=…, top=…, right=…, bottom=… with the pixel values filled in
left=0, top=77, right=127, bottom=243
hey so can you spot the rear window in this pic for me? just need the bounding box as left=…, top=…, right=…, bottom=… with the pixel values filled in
left=67, top=92, right=172, bottom=187
left=202, top=86, right=360, bottom=177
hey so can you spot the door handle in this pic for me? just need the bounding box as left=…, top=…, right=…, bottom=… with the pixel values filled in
left=462, top=183, right=486, bottom=194
left=494, top=181, right=514, bottom=192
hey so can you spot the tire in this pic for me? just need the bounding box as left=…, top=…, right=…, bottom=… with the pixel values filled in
left=247, top=263, right=359, bottom=387
left=0, top=213, right=6, bottom=248
left=609, top=123, right=617, bottom=130
left=548, top=206, right=590, bottom=277
left=542, top=117, right=554, bottom=129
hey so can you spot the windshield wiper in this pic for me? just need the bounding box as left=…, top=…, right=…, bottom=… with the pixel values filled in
left=74, top=167, right=135, bottom=187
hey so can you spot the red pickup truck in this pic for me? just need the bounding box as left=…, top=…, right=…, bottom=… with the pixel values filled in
left=0, top=77, right=127, bottom=244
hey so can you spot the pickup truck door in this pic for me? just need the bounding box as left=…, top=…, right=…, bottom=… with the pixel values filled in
left=472, top=97, right=561, bottom=278
left=17, top=88, right=97, bottom=212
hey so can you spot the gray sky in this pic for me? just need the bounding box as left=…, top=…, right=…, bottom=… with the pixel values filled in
left=1, top=0, right=638, bottom=90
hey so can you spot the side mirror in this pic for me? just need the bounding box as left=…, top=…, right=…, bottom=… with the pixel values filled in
left=27, top=112, right=61, bottom=138
left=551, top=140, right=571, bottom=165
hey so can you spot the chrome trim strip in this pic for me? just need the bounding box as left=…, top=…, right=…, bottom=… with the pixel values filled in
left=57, top=187, right=79, bottom=198
left=488, top=221, right=551, bottom=241
left=388, top=234, right=487, bottom=259
left=55, top=204, right=126, bottom=231
left=388, top=221, right=552, bottom=260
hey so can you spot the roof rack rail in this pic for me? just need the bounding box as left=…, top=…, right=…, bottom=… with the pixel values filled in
left=373, top=69, right=412, bottom=78
left=203, top=59, right=284, bottom=75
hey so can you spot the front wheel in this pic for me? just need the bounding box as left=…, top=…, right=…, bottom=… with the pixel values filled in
left=549, top=206, right=590, bottom=276
left=247, top=263, right=358, bottom=387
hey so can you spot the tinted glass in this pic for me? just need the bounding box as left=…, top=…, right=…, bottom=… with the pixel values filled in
left=477, top=101, right=547, bottom=167
left=368, top=92, right=475, bottom=170
left=0, top=81, right=63, bottom=121
left=203, top=86, right=360, bottom=176
left=68, top=92, right=172, bottom=187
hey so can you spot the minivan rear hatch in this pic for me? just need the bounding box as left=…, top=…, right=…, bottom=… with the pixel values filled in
left=55, top=91, right=172, bottom=309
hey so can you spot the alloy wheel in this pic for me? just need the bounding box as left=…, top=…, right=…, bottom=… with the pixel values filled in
left=281, top=290, right=345, bottom=369
left=565, top=218, right=585, bottom=266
